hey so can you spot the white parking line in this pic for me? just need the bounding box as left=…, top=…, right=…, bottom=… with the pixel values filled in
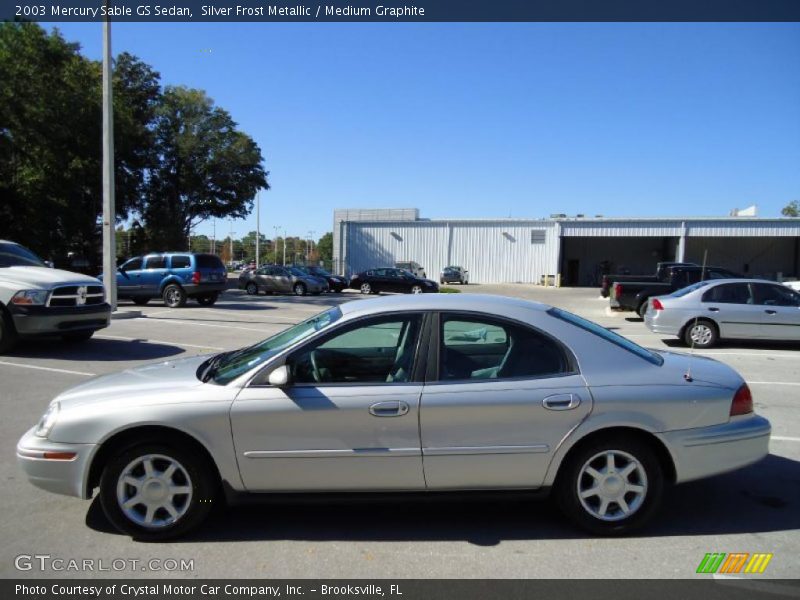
left=95, top=334, right=224, bottom=351
left=0, top=361, right=95, bottom=377
left=772, top=436, right=800, bottom=442
left=132, top=317, right=271, bottom=333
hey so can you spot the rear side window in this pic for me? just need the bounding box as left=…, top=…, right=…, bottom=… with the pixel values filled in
left=170, top=255, right=191, bottom=269
left=144, top=256, right=167, bottom=269
left=196, top=254, right=224, bottom=269
left=548, top=307, right=663, bottom=366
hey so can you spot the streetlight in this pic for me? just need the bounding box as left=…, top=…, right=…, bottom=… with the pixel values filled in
left=255, top=189, right=261, bottom=268
left=272, top=225, right=280, bottom=266
left=101, top=12, right=116, bottom=311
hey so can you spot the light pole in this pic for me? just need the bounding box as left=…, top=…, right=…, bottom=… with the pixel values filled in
left=273, top=226, right=280, bottom=266
left=282, top=229, right=287, bottom=266
left=101, top=14, right=116, bottom=311
left=255, top=189, right=261, bottom=268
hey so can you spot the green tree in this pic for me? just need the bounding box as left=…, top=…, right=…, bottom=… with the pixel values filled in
left=782, top=201, right=799, bottom=217
left=144, top=86, right=268, bottom=249
left=317, top=232, right=333, bottom=263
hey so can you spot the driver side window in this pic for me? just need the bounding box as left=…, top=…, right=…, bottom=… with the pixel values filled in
left=289, top=315, right=423, bottom=385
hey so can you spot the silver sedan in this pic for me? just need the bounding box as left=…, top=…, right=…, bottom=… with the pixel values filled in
left=18, top=294, right=769, bottom=540
left=645, top=278, right=800, bottom=348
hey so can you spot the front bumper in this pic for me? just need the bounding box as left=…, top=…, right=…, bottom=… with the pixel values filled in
left=658, top=415, right=771, bottom=484
left=10, top=303, right=111, bottom=336
left=16, top=427, right=96, bottom=499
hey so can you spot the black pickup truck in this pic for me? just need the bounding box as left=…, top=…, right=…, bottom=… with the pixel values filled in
left=600, top=261, right=697, bottom=298
left=610, top=265, right=740, bottom=317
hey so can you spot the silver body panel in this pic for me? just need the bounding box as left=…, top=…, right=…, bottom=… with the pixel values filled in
left=18, top=294, right=769, bottom=503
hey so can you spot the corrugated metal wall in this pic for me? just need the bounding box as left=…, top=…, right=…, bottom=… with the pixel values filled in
left=344, top=221, right=560, bottom=284
left=560, top=221, right=683, bottom=237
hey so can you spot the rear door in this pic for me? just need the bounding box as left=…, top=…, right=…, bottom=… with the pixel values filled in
left=752, top=283, right=800, bottom=340
left=419, top=312, right=590, bottom=489
left=701, top=282, right=763, bottom=339
left=273, top=267, right=293, bottom=292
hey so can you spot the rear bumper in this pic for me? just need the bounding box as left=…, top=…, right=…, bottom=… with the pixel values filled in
left=182, top=282, right=227, bottom=296
left=644, top=314, right=682, bottom=336
left=17, top=427, right=96, bottom=499
left=10, top=303, right=111, bottom=336
left=658, top=415, right=771, bottom=484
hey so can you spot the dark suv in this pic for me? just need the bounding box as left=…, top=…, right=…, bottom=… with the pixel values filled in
left=115, top=253, right=227, bottom=307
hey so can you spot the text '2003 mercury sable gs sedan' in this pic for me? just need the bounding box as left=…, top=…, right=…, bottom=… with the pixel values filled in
left=17, top=294, right=770, bottom=540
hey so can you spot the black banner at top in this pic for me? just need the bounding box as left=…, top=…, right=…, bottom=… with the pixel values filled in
left=3, top=0, right=800, bottom=22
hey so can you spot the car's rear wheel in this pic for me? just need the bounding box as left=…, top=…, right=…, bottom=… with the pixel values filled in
left=0, top=309, right=19, bottom=354
left=62, top=330, right=94, bottom=342
left=293, top=283, right=307, bottom=296
left=556, top=437, right=663, bottom=535
left=360, top=282, right=372, bottom=295
left=684, top=319, right=718, bottom=349
left=196, top=293, right=219, bottom=306
left=99, top=443, right=216, bottom=541
left=132, top=298, right=150, bottom=306
left=162, top=284, right=187, bottom=308
left=245, top=282, right=258, bottom=295
left=410, top=285, right=423, bottom=294
left=637, top=302, right=648, bottom=319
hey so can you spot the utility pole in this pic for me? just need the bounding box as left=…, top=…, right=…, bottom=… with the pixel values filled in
left=101, top=14, right=116, bottom=311
left=211, top=220, right=216, bottom=254
left=229, top=220, right=235, bottom=265
left=256, top=190, right=261, bottom=268
left=282, top=229, right=287, bottom=266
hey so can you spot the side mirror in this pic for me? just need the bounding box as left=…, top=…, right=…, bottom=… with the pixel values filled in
left=268, top=365, right=291, bottom=387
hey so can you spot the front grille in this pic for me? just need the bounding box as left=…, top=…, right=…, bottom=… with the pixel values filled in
left=48, top=285, right=105, bottom=307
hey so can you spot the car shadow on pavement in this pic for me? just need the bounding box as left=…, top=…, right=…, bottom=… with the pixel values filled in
left=84, top=454, right=800, bottom=544
left=662, top=339, right=800, bottom=351
left=7, top=338, right=186, bottom=362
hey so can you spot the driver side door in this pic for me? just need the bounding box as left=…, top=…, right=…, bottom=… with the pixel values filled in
left=230, top=313, right=429, bottom=491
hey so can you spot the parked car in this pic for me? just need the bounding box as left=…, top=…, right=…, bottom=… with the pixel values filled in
left=115, top=253, right=227, bottom=308
left=0, top=240, right=110, bottom=353
left=350, top=268, right=439, bottom=294
left=17, top=293, right=770, bottom=540
left=291, top=265, right=348, bottom=293
left=611, top=265, right=740, bottom=317
left=600, top=262, right=698, bottom=298
left=239, top=265, right=328, bottom=296
left=395, top=261, right=426, bottom=278
left=440, top=265, right=469, bottom=285
left=645, top=279, right=800, bottom=348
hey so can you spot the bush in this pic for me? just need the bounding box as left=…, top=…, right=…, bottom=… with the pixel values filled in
left=439, top=287, right=461, bottom=294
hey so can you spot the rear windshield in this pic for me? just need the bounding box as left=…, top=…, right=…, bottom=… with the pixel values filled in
left=548, top=307, right=663, bottom=366
left=0, top=242, right=45, bottom=267
left=196, top=254, right=224, bottom=269
left=669, top=280, right=710, bottom=298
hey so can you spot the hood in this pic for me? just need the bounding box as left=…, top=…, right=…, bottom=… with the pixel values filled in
left=0, top=266, right=102, bottom=289
left=652, top=349, right=743, bottom=390
left=55, top=354, right=211, bottom=410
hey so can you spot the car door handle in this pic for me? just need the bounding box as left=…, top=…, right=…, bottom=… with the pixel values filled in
left=708, top=307, right=719, bottom=312
left=543, top=394, right=581, bottom=410
left=764, top=310, right=777, bottom=315
left=369, top=401, right=409, bottom=417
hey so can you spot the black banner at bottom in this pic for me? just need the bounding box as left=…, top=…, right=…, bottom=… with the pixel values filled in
left=5, top=579, right=800, bottom=600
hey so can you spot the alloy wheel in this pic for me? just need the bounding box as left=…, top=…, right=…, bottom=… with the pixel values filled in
left=116, top=454, right=193, bottom=529
left=576, top=450, right=648, bottom=522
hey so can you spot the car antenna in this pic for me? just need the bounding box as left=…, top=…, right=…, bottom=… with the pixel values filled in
left=684, top=249, right=709, bottom=382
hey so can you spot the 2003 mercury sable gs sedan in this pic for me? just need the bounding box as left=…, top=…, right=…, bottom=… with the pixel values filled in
left=17, top=294, right=770, bottom=540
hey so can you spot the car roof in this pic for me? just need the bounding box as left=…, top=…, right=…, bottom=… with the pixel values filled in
left=693, top=278, right=780, bottom=285
left=338, top=293, right=551, bottom=318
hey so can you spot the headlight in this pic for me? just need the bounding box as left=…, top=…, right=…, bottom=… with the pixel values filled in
left=35, top=402, right=60, bottom=438
left=11, top=290, right=49, bottom=305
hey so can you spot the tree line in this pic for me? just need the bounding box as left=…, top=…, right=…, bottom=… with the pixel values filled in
left=0, top=22, right=268, bottom=268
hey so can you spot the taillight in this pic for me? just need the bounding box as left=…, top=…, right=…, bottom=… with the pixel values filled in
left=652, top=299, right=664, bottom=311
left=615, top=284, right=623, bottom=299
left=730, top=383, right=753, bottom=416
left=192, top=271, right=201, bottom=284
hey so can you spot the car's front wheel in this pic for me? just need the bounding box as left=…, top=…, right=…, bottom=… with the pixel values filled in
left=556, top=437, right=663, bottom=535
left=245, top=282, right=258, bottom=295
left=293, top=283, right=307, bottom=296
left=0, top=309, right=19, bottom=354
left=683, top=319, right=718, bottom=349
left=162, top=284, right=187, bottom=308
left=99, top=443, right=216, bottom=541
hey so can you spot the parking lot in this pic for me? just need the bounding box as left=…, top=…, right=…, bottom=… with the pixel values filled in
left=1, top=284, right=798, bottom=579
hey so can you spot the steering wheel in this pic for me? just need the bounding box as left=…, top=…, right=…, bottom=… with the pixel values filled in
left=309, top=350, right=322, bottom=383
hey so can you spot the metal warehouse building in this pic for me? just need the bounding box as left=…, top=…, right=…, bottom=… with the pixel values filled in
left=333, top=208, right=800, bottom=286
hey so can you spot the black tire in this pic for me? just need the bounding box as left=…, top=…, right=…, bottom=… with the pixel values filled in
left=637, top=302, right=648, bottom=319
left=162, top=284, right=187, bottom=308
left=0, top=308, right=19, bottom=354
left=683, top=319, right=718, bottom=349
left=132, top=297, right=150, bottom=306
left=62, top=330, right=94, bottom=342
left=99, top=442, right=217, bottom=541
left=360, top=282, right=372, bottom=295
left=293, top=283, right=307, bottom=296
left=410, top=284, right=424, bottom=294
left=196, top=293, right=219, bottom=306
left=245, top=282, right=258, bottom=295
left=555, top=436, right=663, bottom=536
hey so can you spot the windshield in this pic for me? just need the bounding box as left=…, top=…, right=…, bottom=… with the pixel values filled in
left=208, top=306, right=343, bottom=384
left=310, top=267, right=331, bottom=276
left=0, top=242, right=46, bottom=268
left=288, top=267, right=307, bottom=277
left=548, top=307, right=663, bottom=366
